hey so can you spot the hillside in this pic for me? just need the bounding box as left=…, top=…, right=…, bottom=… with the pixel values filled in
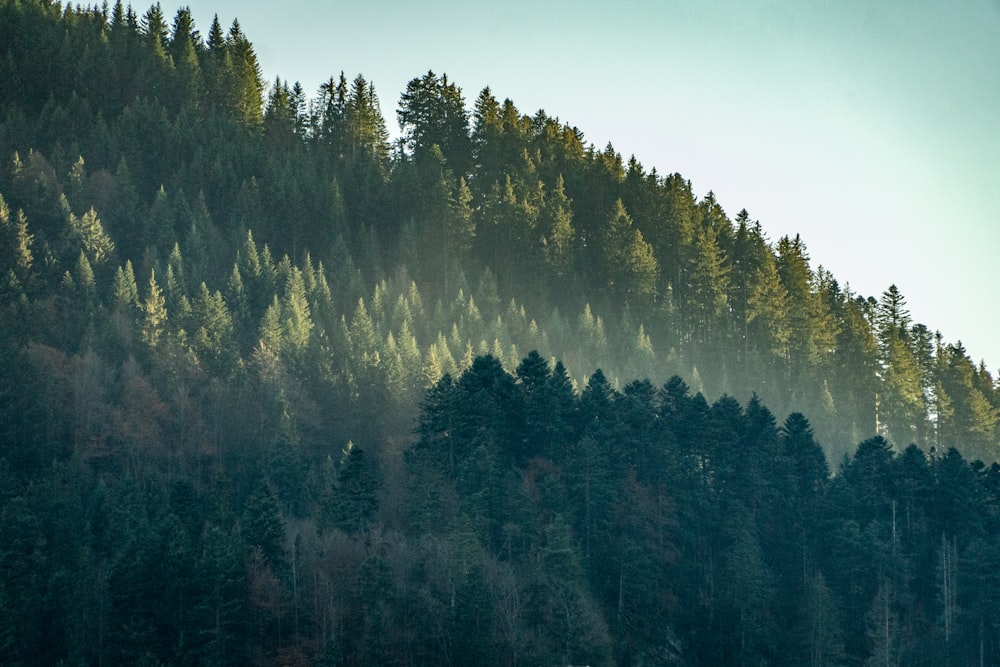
left=2, top=2, right=1000, bottom=665
left=2, top=2, right=997, bottom=462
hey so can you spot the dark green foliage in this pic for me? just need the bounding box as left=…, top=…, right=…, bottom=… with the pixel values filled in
left=242, top=479, right=288, bottom=573
left=398, top=70, right=473, bottom=174
left=326, top=442, right=381, bottom=533
left=0, top=2, right=998, bottom=664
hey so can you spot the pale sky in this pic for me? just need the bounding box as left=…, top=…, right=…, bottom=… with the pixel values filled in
left=182, top=0, right=1000, bottom=373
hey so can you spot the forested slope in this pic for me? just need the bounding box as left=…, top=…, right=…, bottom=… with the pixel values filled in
left=1, top=2, right=999, bottom=665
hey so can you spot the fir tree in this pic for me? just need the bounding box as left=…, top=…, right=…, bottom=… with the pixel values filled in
left=140, top=269, right=167, bottom=347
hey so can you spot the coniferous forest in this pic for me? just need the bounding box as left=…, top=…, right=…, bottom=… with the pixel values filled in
left=2, top=2, right=1000, bottom=665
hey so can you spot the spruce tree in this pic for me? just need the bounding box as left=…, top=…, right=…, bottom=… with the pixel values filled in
left=140, top=269, right=167, bottom=347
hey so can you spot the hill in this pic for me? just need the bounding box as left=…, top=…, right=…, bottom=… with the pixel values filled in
left=1, top=2, right=1000, bottom=665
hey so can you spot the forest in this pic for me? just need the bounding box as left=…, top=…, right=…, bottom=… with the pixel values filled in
left=1, top=1, right=999, bottom=665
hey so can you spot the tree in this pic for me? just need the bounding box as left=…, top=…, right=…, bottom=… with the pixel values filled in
left=515, top=350, right=558, bottom=462
left=864, top=579, right=899, bottom=667
left=281, top=266, right=313, bottom=357
left=190, top=524, right=250, bottom=666
left=875, top=285, right=924, bottom=446
left=783, top=412, right=828, bottom=499
left=471, top=86, right=503, bottom=182
left=263, top=77, right=302, bottom=150
left=111, top=260, right=139, bottom=309
left=448, top=176, right=476, bottom=259
left=140, top=269, right=167, bottom=347
left=227, top=20, right=265, bottom=127
left=722, top=519, right=777, bottom=665
left=476, top=175, right=540, bottom=293
left=397, top=70, right=473, bottom=173
left=169, top=7, right=203, bottom=107
left=804, top=570, right=846, bottom=667
left=65, top=199, right=115, bottom=267
left=746, top=246, right=790, bottom=365
left=327, top=441, right=381, bottom=533
left=0, top=198, right=34, bottom=300
left=686, top=220, right=729, bottom=346
left=344, top=74, right=391, bottom=170
left=775, top=235, right=838, bottom=395
left=538, top=174, right=575, bottom=278
left=190, top=281, right=235, bottom=375
left=876, top=285, right=910, bottom=336
left=243, top=479, right=288, bottom=573
left=600, top=199, right=658, bottom=306
left=140, top=2, right=169, bottom=61
left=966, top=388, right=999, bottom=461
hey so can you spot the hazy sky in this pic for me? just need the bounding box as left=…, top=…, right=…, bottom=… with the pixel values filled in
left=182, top=0, right=1000, bottom=372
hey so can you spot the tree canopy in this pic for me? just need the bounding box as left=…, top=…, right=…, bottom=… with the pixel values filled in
left=0, top=2, right=998, bottom=665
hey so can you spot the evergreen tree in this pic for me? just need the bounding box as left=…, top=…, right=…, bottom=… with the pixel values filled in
left=242, top=479, right=288, bottom=572
left=140, top=2, right=169, bottom=61
left=398, top=70, right=473, bottom=173
left=227, top=19, right=265, bottom=127
left=140, top=268, right=167, bottom=347
left=875, top=285, right=924, bottom=446
left=328, top=441, right=381, bottom=533
left=0, top=197, right=34, bottom=300
left=803, top=570, right=847, bottom=666
left=747, top=246, right=790, bottom=366
left=600, top=199, right=659, bottom=306
left=190, top=524, right=250, bottom=666
left=66, top=200, right=115, bottom=267
left=538, top=174, right=575, bottom=278
left=111, top=260, right=139, bottom=309
left=281, top=266, right=313, bottom=356
left=191, top=281, right=235, bottom=375
left=345, top=74, right=391, bottom=170
left=687, top=220, right=730, bottom=346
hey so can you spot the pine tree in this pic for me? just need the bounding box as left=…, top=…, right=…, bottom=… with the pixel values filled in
left=66, top=199, right=115, bottom=266
left=169, top=7, right=203, bottom=108
left=396, top=318, right=422, bottom=390
left=539, top=174, right=575, bottom=278
left=0, top=197, right=34, bottom=297
left=227, top=20, right=264, bottom=127
left=864, top=579, right=899, bottom=667
left=140, top=269, right=167, bottom=347
left=601, top=199, right=658, bottom=305
left=191, top=282, right=235, bottom=375
left=397, top=70, right=473, bottom=173
left=111, top=260, right=139, bottom=309
left=140, top=3, right=169, bottom=61
left=282, top=266, right=313, bottom=356
left=687, top=221, right=729, bottom=345
left=875, top=285, right=924, bottom=445
left=242, top=479, right=288, bottom=572
left=471, top=86, right=503, bottom=183
left=145, top=185, right=175, bottom=253
left=803, top=570, right=846, bottom=666
left=345, top=74, right=391, bottom=169
left=313, top=72, right=349, bottom=150
left=258, top=295, right=284, bottom=354
left=75, top=251, right=96, bottom=296
left=448, top=176, right=476, bottom=258
left=328, top=441, right=381, bottom=533
left=190, top=524, right=250, bottom=665
left=348, top=297, right=379, bottom=362
left=966, top=388, right=999, bottom=462
left=747, top=247, right=790, bottom=362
